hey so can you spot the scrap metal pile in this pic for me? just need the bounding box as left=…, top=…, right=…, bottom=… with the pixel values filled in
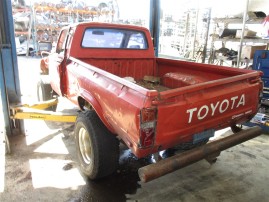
left=12, top=0, right=116, bottom=41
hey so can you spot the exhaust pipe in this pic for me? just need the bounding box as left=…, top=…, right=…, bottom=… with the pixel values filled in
left=138, top=126, right=262, bottom=183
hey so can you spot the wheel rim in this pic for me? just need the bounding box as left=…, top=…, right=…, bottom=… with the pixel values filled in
left=78, top=127, right=92, bottom=165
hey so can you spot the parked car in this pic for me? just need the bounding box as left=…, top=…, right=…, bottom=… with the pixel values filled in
left=15, top=36, right=34, bottom=56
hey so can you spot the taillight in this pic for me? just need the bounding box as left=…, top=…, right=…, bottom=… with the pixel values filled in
left=139, top=108, right=157, bottom=148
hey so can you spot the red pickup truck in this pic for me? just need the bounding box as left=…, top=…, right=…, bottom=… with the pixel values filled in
left=39, top=22, right=263, bottom=181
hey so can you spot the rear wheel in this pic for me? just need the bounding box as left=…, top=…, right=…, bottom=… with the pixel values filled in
left=75, top=110, right=119, bottom=179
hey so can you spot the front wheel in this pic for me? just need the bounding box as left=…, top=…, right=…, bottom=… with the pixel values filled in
left=75, top=110, right=119, bottom=179
left=37, top=80, right=52, bottom=102
left=37, top=76, right=57, bottom=111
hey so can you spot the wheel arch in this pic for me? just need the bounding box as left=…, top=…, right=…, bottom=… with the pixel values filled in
left=77, top=91, right=115, bottom=134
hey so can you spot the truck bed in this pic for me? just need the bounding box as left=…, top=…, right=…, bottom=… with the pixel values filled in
left=80, top=57, right=250, bottom=92
left=72, top=55, right=261, bottom=158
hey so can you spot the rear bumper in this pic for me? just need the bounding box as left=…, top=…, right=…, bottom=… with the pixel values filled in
left=138, top=126, right=262, bottom=183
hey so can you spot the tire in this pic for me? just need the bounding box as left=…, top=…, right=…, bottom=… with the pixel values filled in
left=37, top=80, right=52, bottom=101
left=74, top=110, right=119, bottom=179
left=37, top=76, right=56, bottom=111
left=28, top=48, right=34, bottom=56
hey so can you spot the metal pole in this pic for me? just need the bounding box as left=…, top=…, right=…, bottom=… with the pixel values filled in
left=0, top=0, right=23, bottom=138
left=0, top=52, right=11, bottom=136
left=0, top=0, right=12, bottom=137
left=149, top=0, right=160, bottom=57
left=192, top=8, right=199, bottom=60
left=0, top=0, right=21, bottom=103
left=237, top=0, right=249, bottom=67
left=31, top=1, right=38, bottom=56
left=183, top=13, right=190, bottom=57
left=202, top=8, right=212, bottom=64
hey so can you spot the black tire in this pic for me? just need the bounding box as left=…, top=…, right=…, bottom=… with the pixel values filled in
left=28, top=48, right=34, bottom=56
left=74, top=110, right=119, bottom=179
left=37, top=77, right=56, bottom=111
left=37, top=80, right=52, bottom=101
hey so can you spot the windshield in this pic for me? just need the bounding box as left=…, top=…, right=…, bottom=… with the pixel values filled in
left=81, top=28, right=148, bottom=49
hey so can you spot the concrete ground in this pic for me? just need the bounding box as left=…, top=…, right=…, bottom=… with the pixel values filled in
left=1, top=56, right=269, bottom=202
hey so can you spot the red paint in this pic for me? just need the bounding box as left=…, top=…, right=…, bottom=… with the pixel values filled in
left=43, top=22, right=263, bottom=158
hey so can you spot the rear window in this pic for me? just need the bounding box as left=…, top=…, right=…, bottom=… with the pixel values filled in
left=81, top=28, right=148, bottom=49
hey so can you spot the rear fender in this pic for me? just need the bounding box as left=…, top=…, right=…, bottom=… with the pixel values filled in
left=78, top=90, right=115, bottom=133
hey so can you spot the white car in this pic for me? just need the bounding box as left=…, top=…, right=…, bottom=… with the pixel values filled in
left=15, top=36, right=34, bottom=56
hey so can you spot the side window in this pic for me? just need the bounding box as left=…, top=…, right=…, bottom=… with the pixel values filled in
left=127, top=33, right=148, bottom=49
left=56, top=29, right=68, bottom=54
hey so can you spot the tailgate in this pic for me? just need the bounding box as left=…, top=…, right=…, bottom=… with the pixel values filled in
left=153, top=72, right=262, bottom=148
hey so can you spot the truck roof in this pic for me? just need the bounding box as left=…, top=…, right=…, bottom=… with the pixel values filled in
left=67, top=22, right=151, bottom=33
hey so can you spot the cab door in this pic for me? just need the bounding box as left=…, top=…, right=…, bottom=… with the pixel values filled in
left=48, top=28, right=69, bottom=96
